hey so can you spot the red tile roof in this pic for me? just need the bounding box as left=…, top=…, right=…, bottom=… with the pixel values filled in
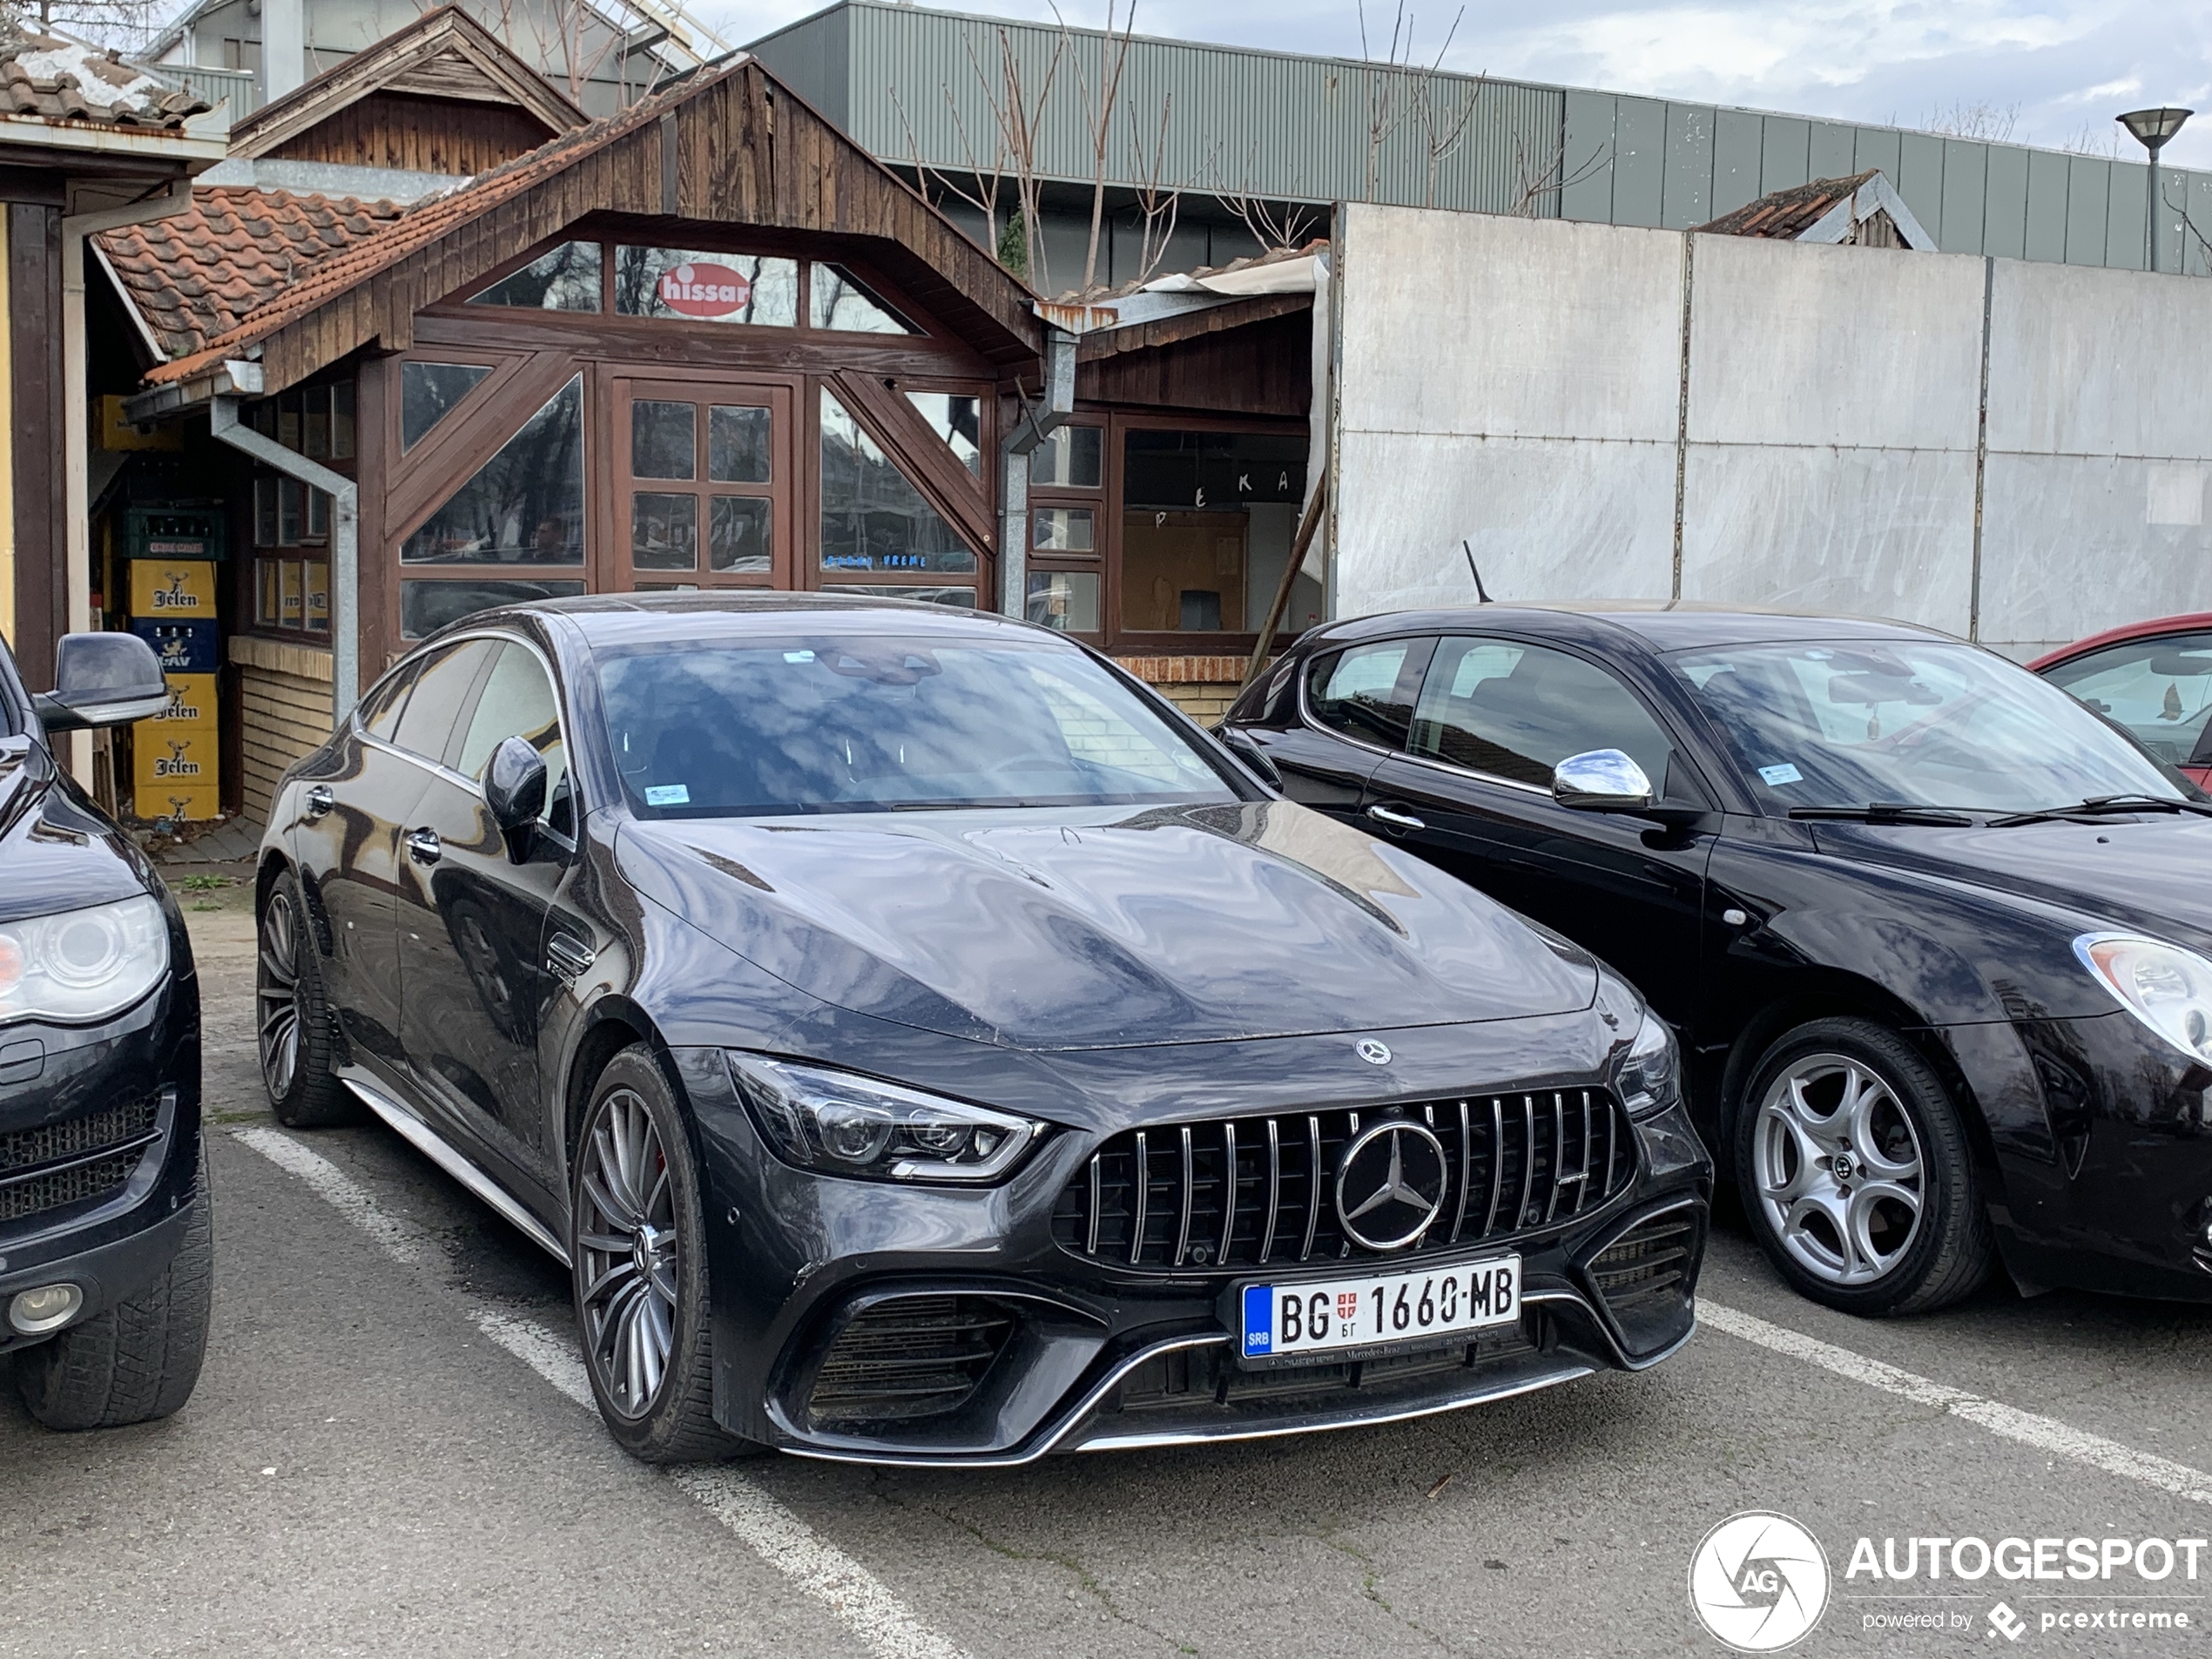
left=0, top=21, right=209, bottom=129
left=97, top=186, right=410, bottom=361
left=1695, top=171, right=1879, bottom=239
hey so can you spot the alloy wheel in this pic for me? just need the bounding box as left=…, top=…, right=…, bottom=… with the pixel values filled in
left=1751, top=1052, right=1925, bottom=1287
left=577, top=1089, right=680, bottom=1419
left=256, top=887, right=304, bottom=1102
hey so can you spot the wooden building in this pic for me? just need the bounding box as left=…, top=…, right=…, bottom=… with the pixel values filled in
left=98, top=11, right=1313, bottom=820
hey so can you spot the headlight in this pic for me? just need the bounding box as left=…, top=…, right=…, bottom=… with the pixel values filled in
left=726, top=1053, right=1047, bottom=1184
left=2074, top=933, right=2212, bottom=1064
left=1598, top=971, right=1680, bottom=1118
left=0, top=895, right=169, bottom=1025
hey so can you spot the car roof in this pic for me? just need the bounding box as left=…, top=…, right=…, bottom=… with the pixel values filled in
left=2025, top=612, right=2212, bottom=671
left=1315, top=602, right=1953, bottom=655
left=423, top=591, right=1055, bottom=651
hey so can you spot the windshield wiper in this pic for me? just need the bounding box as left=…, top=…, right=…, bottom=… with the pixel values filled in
left=1787, top=802, right=1975, bottom=826
left=1986, top=793, right=2212, bottom=828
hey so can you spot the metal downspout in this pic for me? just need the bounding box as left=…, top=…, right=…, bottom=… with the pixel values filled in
left=209, top=397, right=361, bottom=723
left=998, top=324, right=1076, bottom=619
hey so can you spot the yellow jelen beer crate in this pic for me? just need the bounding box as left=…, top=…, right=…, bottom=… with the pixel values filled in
left=146, top=672, right=217, bottom=734
left=130, top=559, right=219, bottom=620
left=132, top=724, right=219, bottom=820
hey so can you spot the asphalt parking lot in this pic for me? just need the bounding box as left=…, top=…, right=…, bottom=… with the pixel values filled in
left=4, top=879, right=2210, bottom=1659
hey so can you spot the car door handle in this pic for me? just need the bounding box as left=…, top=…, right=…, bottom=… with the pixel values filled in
left=1366, top=804, right=1426, bottom=832
left=546, top=934, right=596, bottom=981
left=304, top=784, right=335, bottom=819
left=405, top=827, right=442, bottom=866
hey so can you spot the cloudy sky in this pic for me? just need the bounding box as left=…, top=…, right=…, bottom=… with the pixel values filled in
left=693, top=0, right=2212, bottom=167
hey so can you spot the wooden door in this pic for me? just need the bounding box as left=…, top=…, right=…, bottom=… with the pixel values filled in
left=613, top=378, right=795, bottom=590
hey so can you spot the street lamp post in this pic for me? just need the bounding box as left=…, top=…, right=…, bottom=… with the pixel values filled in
left=2120, top=107, right=2193, bottom=273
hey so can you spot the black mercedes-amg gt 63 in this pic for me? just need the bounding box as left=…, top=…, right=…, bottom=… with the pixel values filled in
left=253, top=594, right=1707, bottom=1466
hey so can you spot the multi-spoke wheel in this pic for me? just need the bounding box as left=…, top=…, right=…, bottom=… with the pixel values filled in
left=255, top=867, right=352, bottom=1126
left=570, top=1047, right=756, bottom=1461
left=1735, top=1017, right=1992, bottom=1316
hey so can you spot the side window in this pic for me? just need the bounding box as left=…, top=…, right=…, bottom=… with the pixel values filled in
left=455, top=642, right=573, bottom=835
left=1305, top=638, right=1433, bottom=750
left=1411, top=637, right=1678, bottom=792
left=358, top=663, right=417, bottom=740
left=2042, top=632, right=2212, bottom=770
left=392, top=639, right=498, bottom=765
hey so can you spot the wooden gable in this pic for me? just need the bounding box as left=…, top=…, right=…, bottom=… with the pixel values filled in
left=229, top=5, right=587, bottom=171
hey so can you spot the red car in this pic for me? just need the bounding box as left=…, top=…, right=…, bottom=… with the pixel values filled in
left=2033, top=614, right=2212, bottom=789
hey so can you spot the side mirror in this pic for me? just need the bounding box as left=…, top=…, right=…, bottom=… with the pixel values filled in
left=32, top=632, right=171, bottom=732
left=1217, top=726, right=1282, bottom=791
left=1552, top=748, right=1654, bottom=813
left=483, top=734, right=547, bottom=860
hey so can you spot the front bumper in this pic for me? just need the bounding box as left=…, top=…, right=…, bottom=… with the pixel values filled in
left=1945, top=1007, right=2212, bottom=1300
left=673, top=1046, right=1710, bottom=1465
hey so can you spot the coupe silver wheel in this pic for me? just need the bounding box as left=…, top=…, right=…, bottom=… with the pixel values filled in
left=1752, top=1051, right=1925, bottom=1287
left=578, top=1089, right=679, bottom=1419
left=257, top=887, right=303, bottom=1102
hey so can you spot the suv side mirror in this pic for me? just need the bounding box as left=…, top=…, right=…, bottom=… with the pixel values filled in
left=1217, top=726, right=1282, bottom=791
left=32, top=632, right=171, bottom=732
left=483, top=734, right=548, bottom=860
left=1552, top=748, right=1653, bottom=812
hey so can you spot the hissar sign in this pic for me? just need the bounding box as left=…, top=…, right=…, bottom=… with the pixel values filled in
left=657, top=262, right=752, bottom=318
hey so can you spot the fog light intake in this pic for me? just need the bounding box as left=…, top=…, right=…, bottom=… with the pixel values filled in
left=10, top=1283, right=84, bottom=1335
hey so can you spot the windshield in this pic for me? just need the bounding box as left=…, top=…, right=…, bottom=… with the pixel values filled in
left=1674, top=638, right=2183, bottom=814
left=596, top=632, right=1238, bottom=817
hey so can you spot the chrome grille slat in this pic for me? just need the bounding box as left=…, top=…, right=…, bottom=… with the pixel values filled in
left=1053, top=1088, right=1634, bottom=1273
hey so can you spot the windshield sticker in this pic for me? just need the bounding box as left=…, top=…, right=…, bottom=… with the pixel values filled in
left=1757, top=763, right=1804, bottom=786
left=644, top=784, right=691, bottom=806
left=784, top=650, right=815, bottom=663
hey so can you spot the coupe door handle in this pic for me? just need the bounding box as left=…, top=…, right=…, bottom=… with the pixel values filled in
left=304, top=784, right=335, bottom=819
left=1366, top=803, right=1426, bottom=832
left=546, top=934, right=597, bottom=981
left=405, top=827, right=442, bottom=865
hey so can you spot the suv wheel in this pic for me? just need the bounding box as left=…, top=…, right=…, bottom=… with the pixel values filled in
left=1736, top=1017, right=1993, bottom=1316
left=258, top=869, right=359, bottom=1127
left=15, top=1146, right=213, bottom=1429
left=571, top=1048, right=759, bottom=1462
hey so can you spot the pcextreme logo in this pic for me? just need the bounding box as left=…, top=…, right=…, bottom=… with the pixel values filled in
left=1689, top=1512, right=1831, bottom=1652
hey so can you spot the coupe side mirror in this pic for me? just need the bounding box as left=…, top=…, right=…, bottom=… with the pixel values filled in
left=31, top=632, right=171, bottom=733
left=483, top=734, right=548, bottom=860
left=1217, top=726, right=1282, bottom=791
left=1552, top=748, right=1654, bottom=813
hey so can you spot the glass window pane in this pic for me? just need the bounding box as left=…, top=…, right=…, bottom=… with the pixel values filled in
left=332, top=381, right=356, bottom=459
left=360, top=663, right=416, bottom=739
left=1026, top=570, right=1100, bottom=632
left=614, top=248, right=798, bottom=327
left=254, top=475, right=278, bottom=546
left=255, top=557, right=280, bottom=625
left=469, top=241, right=601, bottom=310
left=303, top=389, right=330, bottom=459
left=394, top=639, right=499, bottom=763
left=278, top=475, right=302, bottom=544
left=1413, top=638, right=1676, bottom=790
left=811, top=264, right=915, bottom=334
left=1032, top=507, right=1093, bottom=551
left=1307, top=640, right=1427, bottom=750
left=818, top=389, right=977, bottom=576
left=278, top=391, right=300, bottom=450
left=2043, top=631, right=2212, bottom=770
left=402, top=376, right=585, bottom=565
left=631, top=400, right=696, bottom=480
left=401, top=361, right=492, bottom=450
left=709, top=495, right=771, bottom=572
left=708, top=404, right=772, bottom=482
left=455, top=643, right=567, bottom=826
left=904, top=391, right=981, bottom=474
left=306, top=560, right=328, bottom=633
left=400, top=578, right=585, bottom=640
left=1121, top=428, right=1309, bottom=633
left=307, top=487, right=329, bottom=540
left=631, top=492, right=698, bottom=570
left=1028, top=425, right=1102, bottom=488
left=278, top=561, right=303, bottom=628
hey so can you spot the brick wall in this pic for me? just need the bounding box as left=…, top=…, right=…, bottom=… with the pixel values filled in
left=1115, top=655, right=1251, bottom=728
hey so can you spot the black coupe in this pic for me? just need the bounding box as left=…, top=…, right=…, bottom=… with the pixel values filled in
left=253, top=594, right=1708, bottom=1465
left=1224, top=604, right=2212, bottom=1316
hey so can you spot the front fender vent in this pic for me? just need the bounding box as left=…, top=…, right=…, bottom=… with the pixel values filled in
left=806, top=1295, right=1016, bottom=1429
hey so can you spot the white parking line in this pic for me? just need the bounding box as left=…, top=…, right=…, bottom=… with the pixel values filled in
left=1702, top=1299, right=2212, bottom=1507
left=231, top=1127, right=969, bottom=1659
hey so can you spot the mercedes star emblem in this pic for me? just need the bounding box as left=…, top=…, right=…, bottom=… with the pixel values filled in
left=1356, top=1038, right=1393, bottom=1066
left=1333, top=1120, right=1448, bottom=1251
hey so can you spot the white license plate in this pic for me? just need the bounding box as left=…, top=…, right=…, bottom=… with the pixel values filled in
left=1238, top=1257, right=1521, bottom=1361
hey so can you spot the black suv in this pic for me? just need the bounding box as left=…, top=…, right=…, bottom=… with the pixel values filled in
left=1, top=629, right=209, bottom=1428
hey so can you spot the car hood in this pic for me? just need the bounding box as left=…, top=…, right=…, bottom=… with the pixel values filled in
left=0, top=736, right=153, bottom=926
left=1809, top=814, right=2212, bottom=945
left=615, top=799, right=1596, bottom=1051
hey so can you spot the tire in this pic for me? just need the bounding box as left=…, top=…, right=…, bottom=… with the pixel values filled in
left=16, top=1146, right=214, bottom=1430
left=570, top=1048, right=759, bottom=1463
left=1735, top=1017, right=1993, bottom=1316
left=258, top=867, right=361, bottom=1128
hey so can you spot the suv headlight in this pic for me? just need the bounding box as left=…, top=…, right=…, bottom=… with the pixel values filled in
left=1597, top=970, right=1680, bottom=1118
left=0, top=895, right=169, bottom=1025
left=726, top=1053, right=1048, bottom=1184
left=2074, top=933, right=2212, bottom=1064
